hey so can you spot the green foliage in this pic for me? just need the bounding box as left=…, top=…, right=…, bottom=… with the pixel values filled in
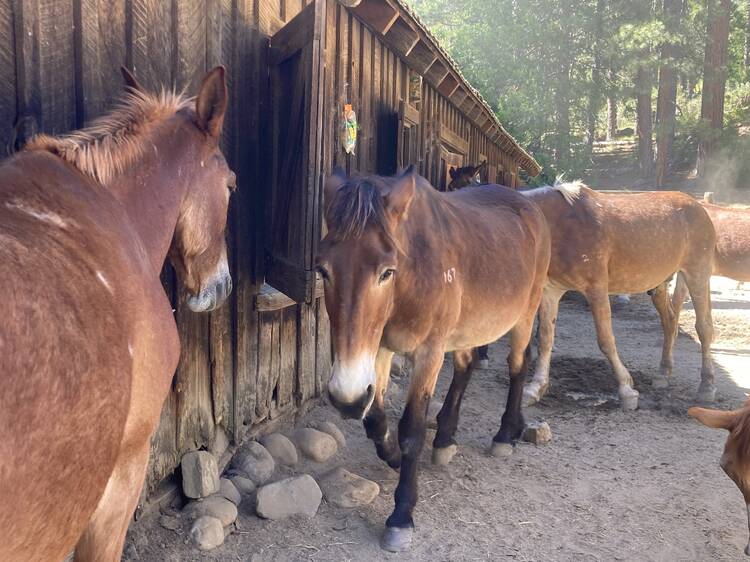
left=409, top=0, right=750, bottom=184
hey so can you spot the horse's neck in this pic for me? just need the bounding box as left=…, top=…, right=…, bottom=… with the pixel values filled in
left=107, top=128, right=191, bottom=273
left=402, top=187, right=455, bottom=266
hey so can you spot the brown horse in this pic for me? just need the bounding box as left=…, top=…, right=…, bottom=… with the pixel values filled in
left=521, top=182, right=717, bottom=409
left=447, top=160, right=487, bottom=191
left=0, top=67, right=233, bottom=561
left=689, top=400, right=750, bottom=556
left=316, top=167, right=551, bottom=551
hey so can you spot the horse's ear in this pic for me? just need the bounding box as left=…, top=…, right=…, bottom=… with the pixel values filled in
left=120, top=66, right=144, bottom=93
left=196, top=66, right=228, bottom=138
left=324, top=168, right=347, bottom=207
left=383, top=167, right=416, bottom=224
left=688, top=407, right=739, bottom=431
left=449, top=167, right=457, bottom=179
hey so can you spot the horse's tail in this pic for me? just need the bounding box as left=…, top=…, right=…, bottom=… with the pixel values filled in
left=551, top=179, right=584, bottom=205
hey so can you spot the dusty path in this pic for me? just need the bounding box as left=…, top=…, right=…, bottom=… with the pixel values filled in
left=126, top=277, right=750, bottom=561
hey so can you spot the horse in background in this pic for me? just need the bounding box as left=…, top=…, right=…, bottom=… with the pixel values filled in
left=521, top=182, right=717, bottom=409
left=316, top=167, right=550, bottom=551
left=1, top=67, right=233, bottom=561
left=447, top=160, right=488, bottom=191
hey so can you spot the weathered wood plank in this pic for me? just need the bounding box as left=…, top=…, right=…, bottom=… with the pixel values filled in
left=0, top=0, right=16, bottom=155
left=130, top=0, right=174, bottom=89
left=273, top=306, right=296, bottom=416
left=175, top=0, right=207, bottom=91
left=37, top=0, right=75, bottom=134
left=359, top=25, right=372, bottom=172
left=350, top=0, right=398, bottom=35
left=315, top=298, right=332, bottom=396
left=296, top=303, right=317, bottom=405
left=403, top=38, right=435, bottom=75
left=383, top=16, right=418, bottom=56
left=256, top=311, right=276, bottom=420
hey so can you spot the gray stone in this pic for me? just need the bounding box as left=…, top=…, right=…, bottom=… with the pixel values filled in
left=231, top=442, right=275, bottom=485
left=218, top=478, right=241, bottom=506
left=318, top=467, right=379, bottom=508
left=522, top=421, right=552, bottom=445
left=255, top=475, right=322, bottom=520
left=230, top=475, right=256, bottom=496
left=426, top=400, right=443, bottom=430
left=314, top=421, right=346, bottom=449
left=158, top=514, right=180, bottom=531
left=259, top=433, right=298, bottom=466
left=181, top=451, right=220, bottom=499
left=184, top=495, right=238, bottom=527
left=190, top=516, right=225, bottom=551
left=295, top=428, right=338, bottom=462
left=209, top=427, right=230, bottom=460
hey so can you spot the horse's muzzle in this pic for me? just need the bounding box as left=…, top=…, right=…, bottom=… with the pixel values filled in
left=186, top=274, right=233, bottom=312
left=328, top=384, right=375, bottom=420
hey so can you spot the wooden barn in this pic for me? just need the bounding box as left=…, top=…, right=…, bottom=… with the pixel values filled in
left=0, top=0, right=540, bottom=497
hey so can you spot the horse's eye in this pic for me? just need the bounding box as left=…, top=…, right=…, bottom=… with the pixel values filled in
left=316, top=265, right=330, bottom=281
left=379, top=269, right=395, bottom=284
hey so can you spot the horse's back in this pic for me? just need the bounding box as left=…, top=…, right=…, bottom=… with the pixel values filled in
left=0, top=152, right=136, bottom=560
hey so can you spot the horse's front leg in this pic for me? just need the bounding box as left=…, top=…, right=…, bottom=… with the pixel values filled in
left=381, top=345, right=444, bottom=553
left=363, top=347, right=401, bottom=469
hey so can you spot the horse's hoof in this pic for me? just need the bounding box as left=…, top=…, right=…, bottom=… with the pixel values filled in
left=432, top=444, right=458, bottom=466
left=490, top=442, right=514, bottom=457
left=522, top=390, right=539, bottom=407
left=652, top=376, right=670, bottom=389
left=696, top=384, right=717, bottom=404
left=476, top=358, right=490, bottom=370
left=381, top=526, right=413, bottom=552
left=619, top=394, right=639, bottom=411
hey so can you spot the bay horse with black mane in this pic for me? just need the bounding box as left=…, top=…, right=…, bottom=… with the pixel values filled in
left=316, top=167, right=551, bottom=551
left=521, top=182, right=717, bottom=409
left=1, top=67, right=233, bottom=561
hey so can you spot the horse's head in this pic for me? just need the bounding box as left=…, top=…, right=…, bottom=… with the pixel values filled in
left=447, top=161, right=487, bottom=191
left=124, top=67, right=235, bottom=312
left=315, top=167, right=416, bottom=419
left=689, top=404, right=750, bottom=555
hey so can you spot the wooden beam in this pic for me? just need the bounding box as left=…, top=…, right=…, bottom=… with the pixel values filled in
left=437, top=73, right=459, bottom=98
left=384, top=17, right=419, bottom=56
left=350, top=0, right=399, bottom=35
left=450, top=87, right=468, bottom=107
left=439, top=123, right=470, bottom=155
left=404, top=39, right=437, bottom=75
left=424, top=59, right=449, bottom=86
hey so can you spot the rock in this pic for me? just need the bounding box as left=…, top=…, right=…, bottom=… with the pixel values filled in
left=231, top=442, right=275, bottom=485
left=426, top=400, right=443, bottom=430
left=256, top=475, right=322, bottom=520
left=294, top=428, right=337, bottom=462
left=230, top=475, right=256, bottom=496
left=259, top=433, right=298, bottom=466
left=218, top=478, right=241, bottom=505
left=190, top=516, right=225, bottom=551
left=181, top=451, right=220, bottom=499
left=318, top=467, right=379, bottom=508
left=158, top=514, right=180, bottom=531
left=184, top=495, right=238, bottom=527
left=522, top=421, right=552, bottom=445
left=314, top=421, right=346, bottom=449
left=209, top=427, right=230, bottom=460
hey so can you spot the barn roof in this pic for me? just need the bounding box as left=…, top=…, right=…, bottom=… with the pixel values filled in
left=345, top=0, right=541, bottom=176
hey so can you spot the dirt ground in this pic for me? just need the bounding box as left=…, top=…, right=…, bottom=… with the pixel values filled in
left=125, top=277, right=750, bottom=562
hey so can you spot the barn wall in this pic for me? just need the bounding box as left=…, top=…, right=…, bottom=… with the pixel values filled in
left=0, top=0, right=529, bottom=495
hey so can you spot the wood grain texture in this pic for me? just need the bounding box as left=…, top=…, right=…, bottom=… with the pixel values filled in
left=130, top=0, right=174, bottom=89
left=0, top=0, right=16, bottom=155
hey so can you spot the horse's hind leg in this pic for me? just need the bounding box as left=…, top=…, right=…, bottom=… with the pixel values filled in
left=363, top=347, right=401, bottom=469
left=650, top=281, right=678, bottom=388
left=523, top=285, right=565, bottom=406
left=682, top=272, right=716, bottom=402
left=74, top=444, right=150, bottom=562
left=432, top=348, right=475, bottom=465
left=492, top=308, right=536, bottom=457
left=671, top=272, right=690, bottom=324
left=586, top=288, right=639, bottom=410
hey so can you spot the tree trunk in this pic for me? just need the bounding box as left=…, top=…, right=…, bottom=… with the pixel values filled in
left=555, top=61, right=572, bottom=169
left=655, top=0, right=683, bottom=187
left=607, top=96, right=617, bottom=141
left=745, top=0, right=750, bottom=80
left=635, top=64, right=654, bottom=178
left=697, top=0, right=732, bottom=177
left=586, top=0, right=605, bottom=155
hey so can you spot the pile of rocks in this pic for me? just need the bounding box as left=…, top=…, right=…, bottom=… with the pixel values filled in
left=175, top=420, right=379, bottom=552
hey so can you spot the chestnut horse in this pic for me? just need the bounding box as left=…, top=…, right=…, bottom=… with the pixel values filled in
left=689, top=400, right=750, bottom=556
left=0, top=67, right=233, bottom=561
left=521, top=182, right=717, bottom=409
left=316, top=168, right=551, bottom=551
left=673, top=202, right=750, bottom=312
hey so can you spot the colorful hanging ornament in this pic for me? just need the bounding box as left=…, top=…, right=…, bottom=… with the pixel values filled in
left=341, top=103, right=357, bottom=155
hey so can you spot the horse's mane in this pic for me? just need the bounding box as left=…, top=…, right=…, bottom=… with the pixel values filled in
left=325, top=175, right=402, bottom=250
left=25, top=88, right=193, bottom=185
left=523, top=179, right=585, bottom=205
